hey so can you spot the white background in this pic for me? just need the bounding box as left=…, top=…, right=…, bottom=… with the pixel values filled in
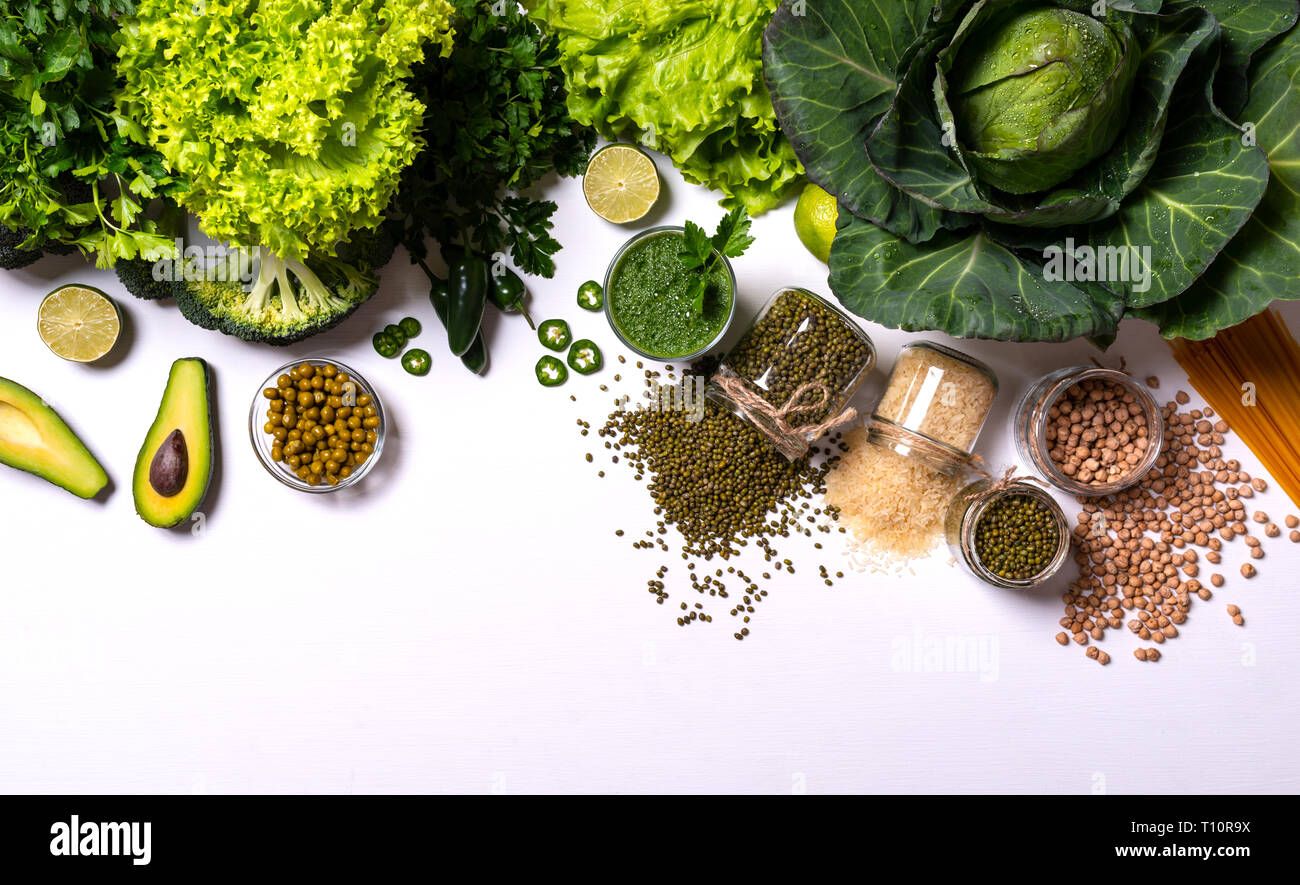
left=2, top=156, right=1298, bottom=795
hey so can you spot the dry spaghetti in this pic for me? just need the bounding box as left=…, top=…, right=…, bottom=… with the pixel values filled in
left=1168, top=309, right=1300, bottom=508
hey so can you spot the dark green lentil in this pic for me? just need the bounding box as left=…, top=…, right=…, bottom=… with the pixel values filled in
left=584, top=360, right=845, bottom=639
left=720, top=288, right=873, bottom=426
left=974, top=494, right=1061, bottom=581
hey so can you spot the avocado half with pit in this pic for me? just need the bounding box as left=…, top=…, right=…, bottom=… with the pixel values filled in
left=0, top=377, right=109, bottom=498
left=133, top=358, right=214, bottom=528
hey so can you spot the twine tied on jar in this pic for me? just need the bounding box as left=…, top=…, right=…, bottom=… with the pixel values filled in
left=711, top=372, right=857, bottom=457
left=983, top=464, right=1052, bottom=491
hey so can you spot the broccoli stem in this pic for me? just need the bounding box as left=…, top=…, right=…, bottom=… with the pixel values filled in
left=245, top=247, right=352, bottom=319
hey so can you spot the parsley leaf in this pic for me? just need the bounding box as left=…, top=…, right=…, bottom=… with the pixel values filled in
left=677, top=207, right=754, bottom=317
left=678, top=220, right=711, bottom=270
left=712, top=206, right=755, bottom=258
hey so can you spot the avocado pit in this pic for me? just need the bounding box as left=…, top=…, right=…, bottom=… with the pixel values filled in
left=149, top=428, right=189, bottom=497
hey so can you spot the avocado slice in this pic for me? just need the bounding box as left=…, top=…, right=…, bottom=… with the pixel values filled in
left=0, top=377, right=109, bottom=498
left=133, top=358, right=214, bottom=528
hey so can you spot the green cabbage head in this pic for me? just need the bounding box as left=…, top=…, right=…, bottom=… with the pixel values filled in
left=764, top=0, right=1300, bottom=342
left=948, top=5, right=1140, bottom=194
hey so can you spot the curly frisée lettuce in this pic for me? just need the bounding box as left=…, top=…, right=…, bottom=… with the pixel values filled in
left=112, top=0, right=453, bottom=343
left=114, top=0, right=453, bottom=261
left=525, top=0, right=801, bottom=215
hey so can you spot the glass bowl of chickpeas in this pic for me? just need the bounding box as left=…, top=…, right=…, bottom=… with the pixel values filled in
left=249, top=359, right=385, bottom=492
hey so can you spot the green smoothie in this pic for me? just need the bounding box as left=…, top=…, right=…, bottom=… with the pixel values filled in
left=607, top=229, right=734, bottom=359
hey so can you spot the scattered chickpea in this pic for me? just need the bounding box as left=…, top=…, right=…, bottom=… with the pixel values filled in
left=1055, top=632, right=1069, bottom=646
left=1210, top=573, right=1224, bottom=587
left=1286, top=515, right=1298, bottom=529
left=1240, top=563, right=1256, bottom=579
left=1146, top=376, right=1160, bottom=389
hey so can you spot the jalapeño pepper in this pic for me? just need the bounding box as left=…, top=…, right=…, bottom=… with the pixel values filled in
left=384, top=323, right=408, bottom=349
left=402, top=348, right=432, bottom=376
left=577, top=280, right=603, bottom=311
left=429, top=277, right=450, bottom=326
left=539, top=318, right=572, bottom=351
left=536, top=355, right=568, bottom=386
left=567, top=339, right=603, bottom=375
left=373, top=331, right=400, bottom=358
left=448, top=256, right=488, bottom=357
left=489, top=265, right=536, bottom=330
left=460, top=333, right=488, bottom=375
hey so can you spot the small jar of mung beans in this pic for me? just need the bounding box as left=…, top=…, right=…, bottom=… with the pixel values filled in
left=707, top=287, right=875, bottom=460
left=946, top=478, right=1070, bottom=590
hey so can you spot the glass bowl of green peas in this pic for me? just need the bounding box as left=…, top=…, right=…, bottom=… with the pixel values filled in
left=249, top=358, right=386, bottom=493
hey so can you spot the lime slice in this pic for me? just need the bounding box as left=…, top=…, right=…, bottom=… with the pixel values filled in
left=37, top=285, right=122, bottom=363
left=583, top=144, right=660, bottom=224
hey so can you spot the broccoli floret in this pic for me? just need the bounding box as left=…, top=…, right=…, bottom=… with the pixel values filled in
left=174, top=228, right=394, bottom=345
left=0, top=226, right=44, bottom=270
left=115, top=256, right=185, bottom=301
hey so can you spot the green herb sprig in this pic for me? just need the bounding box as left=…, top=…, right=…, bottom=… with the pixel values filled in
left=679, top=207, right=754, bottom=316
left=0, top=0, right=185, bottom=264
left=389, top=0, right=596, bottom=278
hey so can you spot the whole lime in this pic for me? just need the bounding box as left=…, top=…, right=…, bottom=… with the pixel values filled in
left=794, top=183, right=838, bottom=264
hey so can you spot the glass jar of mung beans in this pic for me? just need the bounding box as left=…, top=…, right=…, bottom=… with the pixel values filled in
left=707, top=287, right=875, bottom=460
left=945, top=478, right=1071, bottom=590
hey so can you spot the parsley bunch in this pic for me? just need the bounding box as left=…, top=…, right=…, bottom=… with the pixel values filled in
left=0, top=0, right=184, bottom=264
left=679, top=208, right=755, bottom=316
left=390, top=0, right=596, bottom=277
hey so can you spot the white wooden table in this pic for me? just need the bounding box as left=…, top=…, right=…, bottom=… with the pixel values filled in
left=2, top=157, right=1297, bottom=794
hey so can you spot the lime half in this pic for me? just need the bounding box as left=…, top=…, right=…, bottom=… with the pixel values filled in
left=583, top=144, right=660, bottom=224
left=38, top=285, right=122, bottom=363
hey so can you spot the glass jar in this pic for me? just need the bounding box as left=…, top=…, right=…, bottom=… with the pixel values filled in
left=1014, top=366, right=1163, bottom=497
left=945, top=478, right=1070, bottom=590
left=603, top=225, right=737, bottom=362
left=707, top=287, right=875, bottom=460
left=867, top=342, right=998, bottom=475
